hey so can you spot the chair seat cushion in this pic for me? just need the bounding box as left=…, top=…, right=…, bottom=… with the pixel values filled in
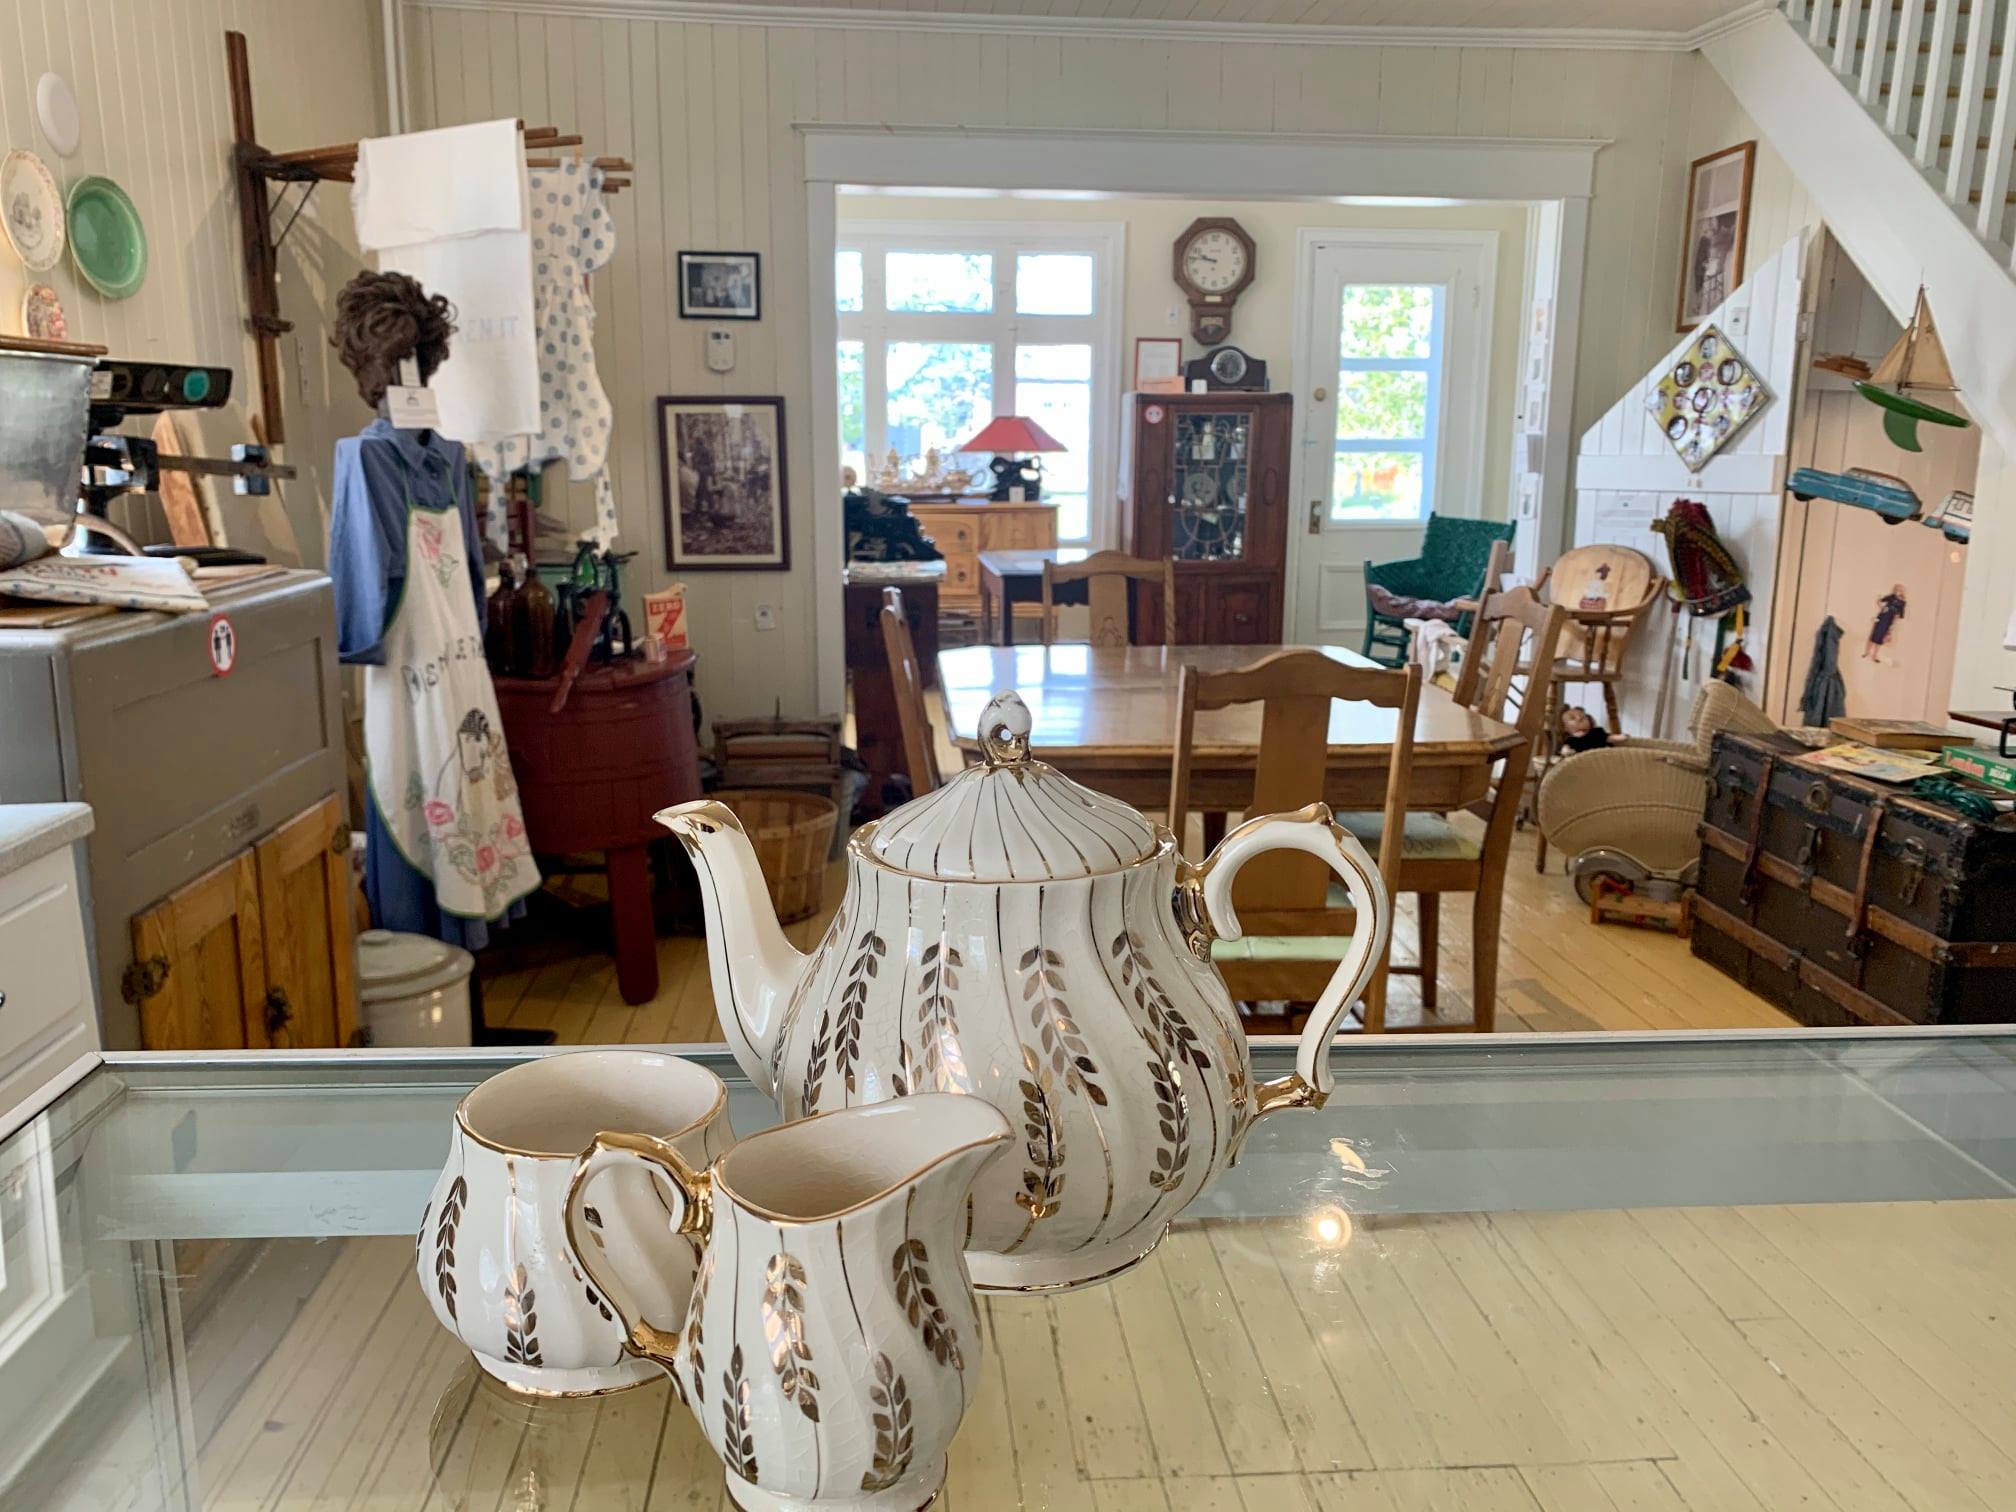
left=1366, top=583, right=1469, bottom=623
left=1336, top=810, right=1482, bottom=863
left=1212, top=934, right=1361, bottom=964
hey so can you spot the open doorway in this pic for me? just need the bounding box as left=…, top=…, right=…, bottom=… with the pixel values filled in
left=803, top=127, right=1600, bottom=714
left=827, top=188, right=1540, bottom=663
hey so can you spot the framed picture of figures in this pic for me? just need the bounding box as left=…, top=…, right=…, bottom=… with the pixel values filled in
left=657, top=396, right=790, bottom=570
left=677, top=251, right=761, bottom=320
left=1675, top=141, right=1755, bottom=332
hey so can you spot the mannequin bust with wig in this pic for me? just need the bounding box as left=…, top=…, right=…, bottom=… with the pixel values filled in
left=331, top=270, right=457, bottom=410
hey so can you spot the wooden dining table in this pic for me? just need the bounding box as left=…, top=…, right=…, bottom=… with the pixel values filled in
left=937, top=642, right=1522, bottom=818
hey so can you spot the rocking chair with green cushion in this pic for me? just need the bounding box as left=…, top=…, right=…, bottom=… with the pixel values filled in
left=1361, top=514, right=1517, bottom=666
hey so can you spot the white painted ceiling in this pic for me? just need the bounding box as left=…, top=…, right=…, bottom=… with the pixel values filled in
left=696, top=0, right=1755, bottom=34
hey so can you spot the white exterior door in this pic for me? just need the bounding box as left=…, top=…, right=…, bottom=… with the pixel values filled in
left=1287, top=232, right=1495, bottom=646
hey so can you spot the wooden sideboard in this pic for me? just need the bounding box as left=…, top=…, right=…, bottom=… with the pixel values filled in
left=908, top=499, right=1057, bottom=612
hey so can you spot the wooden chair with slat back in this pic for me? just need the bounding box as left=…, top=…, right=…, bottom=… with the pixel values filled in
left=1041, top=550, right=1177, bottom=647
left=879, top=587, right=943, bottom=796
left=1343, top=584, right=1566, bottom=1031
left=1529, top=543, right=1664, bottom=870
left=1169, top=650, right=1418, bottom=1034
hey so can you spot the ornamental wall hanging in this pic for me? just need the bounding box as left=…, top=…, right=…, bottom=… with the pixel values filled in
left=1854, top=286, right=1970, bottom=452
left=1647, top=325, right=1770, bottom=472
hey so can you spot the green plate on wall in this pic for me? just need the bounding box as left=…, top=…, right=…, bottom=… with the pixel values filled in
left=66, top=175, right=147, bottom=300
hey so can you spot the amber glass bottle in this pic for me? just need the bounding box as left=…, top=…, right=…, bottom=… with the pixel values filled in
left=513, top=555, right=559, bottom=678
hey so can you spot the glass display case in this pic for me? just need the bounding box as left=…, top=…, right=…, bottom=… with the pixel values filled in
left=1120, top=391, right=1292, bottom=643
left=3, top=1031, right=2015, bottom=1508
left=1169, top=410, right=1253, bottom=562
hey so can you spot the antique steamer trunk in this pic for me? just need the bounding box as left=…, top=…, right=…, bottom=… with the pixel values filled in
left=1691, top=731, right=2016, bottom=1024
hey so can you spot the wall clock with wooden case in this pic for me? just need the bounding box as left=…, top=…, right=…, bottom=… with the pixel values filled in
left=1173, top=216, right=1255, bottom=344
left=1119, top=391, right=1292, bottom=644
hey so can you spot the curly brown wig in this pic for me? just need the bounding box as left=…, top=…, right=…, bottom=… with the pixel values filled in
left=331, top=270, right=457, bottom=408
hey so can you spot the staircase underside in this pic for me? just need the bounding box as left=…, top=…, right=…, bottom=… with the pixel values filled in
left=1706, top=10, right=2016, bottom=461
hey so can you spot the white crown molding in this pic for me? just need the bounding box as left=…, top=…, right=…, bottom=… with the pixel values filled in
left=406, top=0, right=1776, bottom=54
left=800, top=124, right=1606, bottom=201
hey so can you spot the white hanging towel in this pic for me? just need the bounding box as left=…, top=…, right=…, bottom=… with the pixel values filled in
left=352, top=119, right=526, bottom=250
left=379, top=231, right=541, bottom=447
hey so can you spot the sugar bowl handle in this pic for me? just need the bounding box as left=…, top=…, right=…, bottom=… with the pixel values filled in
left=564, top=1132, right=713, bottom=1366
left=1188, top=803, right=1391, bottom=1111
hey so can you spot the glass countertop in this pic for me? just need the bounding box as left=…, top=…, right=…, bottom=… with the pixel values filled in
left=4, top=1031, right=2015, bottom=1508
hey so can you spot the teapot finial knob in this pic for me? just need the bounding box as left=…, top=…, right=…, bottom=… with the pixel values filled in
left=977, top=691, right=1033, bottom=767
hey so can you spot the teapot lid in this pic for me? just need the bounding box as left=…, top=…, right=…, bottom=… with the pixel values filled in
left=864, top=691, right=1160, bottom=881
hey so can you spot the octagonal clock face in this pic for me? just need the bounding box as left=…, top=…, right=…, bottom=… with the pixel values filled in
left=1183, top=228, right=1249, bottom=293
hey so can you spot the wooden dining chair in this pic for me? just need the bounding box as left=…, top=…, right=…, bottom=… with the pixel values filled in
left=879, top=587, right=943, bottom=796
left=1169, top=650, right=1418, bottom=1033
left=1041, top=550, right=1177, bottom=647
left=1344, top=585, right=1567, bottom=1030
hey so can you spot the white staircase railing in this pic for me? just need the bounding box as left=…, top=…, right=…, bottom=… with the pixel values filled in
left=1780, top=0, right=2016, bottom=259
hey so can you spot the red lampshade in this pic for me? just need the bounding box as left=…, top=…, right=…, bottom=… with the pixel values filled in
left=959, top=415, right=1067, bottom=454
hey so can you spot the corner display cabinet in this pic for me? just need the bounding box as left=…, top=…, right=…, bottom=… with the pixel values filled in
left=1118, top=391, right=1292, bottom=644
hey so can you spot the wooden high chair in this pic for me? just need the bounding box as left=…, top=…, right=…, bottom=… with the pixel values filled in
left=1530, top=544, right=1665, bottom=869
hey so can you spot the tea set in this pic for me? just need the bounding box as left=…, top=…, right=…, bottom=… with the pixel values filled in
left=417, top=691, right=1390, bottom=1510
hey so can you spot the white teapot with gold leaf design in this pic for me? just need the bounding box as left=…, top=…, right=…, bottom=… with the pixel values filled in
left=660, top=691, right=1390, bottom=1293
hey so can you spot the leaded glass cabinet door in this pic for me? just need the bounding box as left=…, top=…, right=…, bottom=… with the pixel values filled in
left=1121, top=392, right=1291, bottom=644
left=1169, top=409, right=1254, bottom=563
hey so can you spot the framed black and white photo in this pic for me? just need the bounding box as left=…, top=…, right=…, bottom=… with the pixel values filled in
left=1675, top=142, right=1755, bottom=332
left=678, top=251, right=761, bottom=320
left=657, top=395, right=789, bottom=570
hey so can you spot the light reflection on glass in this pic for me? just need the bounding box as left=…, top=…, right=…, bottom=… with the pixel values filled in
left=1309, top=1204, right=1353, bottom=1249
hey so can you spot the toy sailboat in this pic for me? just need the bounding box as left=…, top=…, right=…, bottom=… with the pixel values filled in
left=1854, top=286, right=1970, bottom=451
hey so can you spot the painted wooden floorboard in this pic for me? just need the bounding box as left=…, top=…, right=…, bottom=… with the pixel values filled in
left=101, top=1200, right=2016, bottom=1510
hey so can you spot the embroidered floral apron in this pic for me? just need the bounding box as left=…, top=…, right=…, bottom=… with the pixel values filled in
left=365, top=483, right=538, bottom=922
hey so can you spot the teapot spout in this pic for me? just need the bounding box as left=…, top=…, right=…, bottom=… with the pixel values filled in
left=656, top=800, right=807, bottom=1097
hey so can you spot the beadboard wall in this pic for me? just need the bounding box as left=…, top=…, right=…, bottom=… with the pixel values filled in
left=403, top=3, right=1722, bottom=723
left=0, top=0, right=388, bottom=564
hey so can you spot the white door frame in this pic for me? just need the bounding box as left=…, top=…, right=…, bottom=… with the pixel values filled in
left=803, top=125, right=1600, bottom=711
left=1282, top=227, right=1499, bottom=640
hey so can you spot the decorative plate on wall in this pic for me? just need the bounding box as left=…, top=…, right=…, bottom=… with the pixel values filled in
left=1, top=150, right=65, bottom=272
left=1647, top=325, right=1769, bottom=473
left=66, top=175, right=147, bottom=299
left=36, top=73, right=81, bottom=157
left=21, top=283, right=66, bottom=342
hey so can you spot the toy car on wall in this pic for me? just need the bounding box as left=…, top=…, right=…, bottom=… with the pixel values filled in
left=1787, top=466, right=1923, bottom=523
left=1787, top=465, right=1922, bottom=522
left=1922, top=489, right=1972, bottom=543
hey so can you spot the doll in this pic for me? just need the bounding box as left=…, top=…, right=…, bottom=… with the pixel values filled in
left=1560, top=705, right=1627, bottom=754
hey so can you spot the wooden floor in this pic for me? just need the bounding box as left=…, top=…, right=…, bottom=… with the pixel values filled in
left=480, top=820, right=1798, bottom=1046
left=164, top=1199, right=2016, bottom=1510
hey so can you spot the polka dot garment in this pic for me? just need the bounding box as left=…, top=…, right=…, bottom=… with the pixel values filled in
left=471, top=160, right=619, bottom=548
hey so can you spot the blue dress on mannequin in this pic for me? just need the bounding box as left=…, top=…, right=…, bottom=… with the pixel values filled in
left=329, top=416, right=528, bottom=950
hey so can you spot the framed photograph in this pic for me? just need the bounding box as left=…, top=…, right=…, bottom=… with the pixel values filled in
left=1134, top=336, right=1184, bottom=394
left=1675, top=141, right=1755, bottom=332
left=678, top=251, right=761, bottom=320
left=657, top=396, right=789, bottom=570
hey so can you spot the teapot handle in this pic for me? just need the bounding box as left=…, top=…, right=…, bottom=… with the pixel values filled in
left=1188, top=803, right=1390, bottom=1113
left=564, top=1132, right=713, bottom=1368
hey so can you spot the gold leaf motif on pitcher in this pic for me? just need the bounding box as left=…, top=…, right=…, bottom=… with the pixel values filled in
left=761, top=1251, right=821, bottom=1422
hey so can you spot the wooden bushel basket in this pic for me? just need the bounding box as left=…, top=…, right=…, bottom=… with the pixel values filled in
left=709, top=789, right=838, bottom=924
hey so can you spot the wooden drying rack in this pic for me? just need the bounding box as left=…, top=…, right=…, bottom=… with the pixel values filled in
left=224, top=30, right=635, bottom=445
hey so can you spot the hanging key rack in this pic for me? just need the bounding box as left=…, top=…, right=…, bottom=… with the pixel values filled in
left=225, top=30, right=634, bottom=445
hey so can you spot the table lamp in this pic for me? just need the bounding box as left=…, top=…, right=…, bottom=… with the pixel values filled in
left=959, top=415, right=1066, bottom=502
